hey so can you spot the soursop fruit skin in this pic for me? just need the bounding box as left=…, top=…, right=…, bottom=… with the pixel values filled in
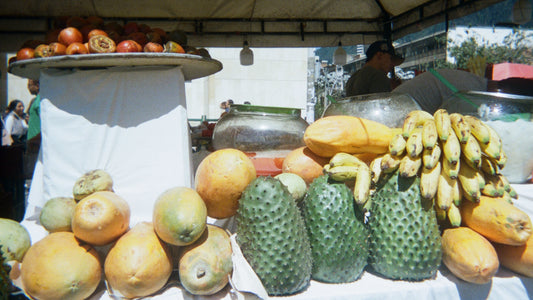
left=369, top=170, right=442, bottom=281
left=236, top=176, right=312, bottom=296
left=302, top=175, right=368, bottom=283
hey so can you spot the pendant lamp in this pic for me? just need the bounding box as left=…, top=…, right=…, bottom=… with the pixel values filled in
left=240, top=41, right=254, bottom=66
left=333, top=41, right=347, bottom=65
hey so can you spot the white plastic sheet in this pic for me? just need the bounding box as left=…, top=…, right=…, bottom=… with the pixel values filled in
left=23, top=65, right=193, bottom=241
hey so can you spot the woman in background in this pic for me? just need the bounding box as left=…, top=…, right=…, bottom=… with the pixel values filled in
left=4, top=99, right=28, bottom=146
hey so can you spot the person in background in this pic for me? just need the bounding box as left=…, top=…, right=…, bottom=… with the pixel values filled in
left=4, top=100, right=28, bottom=146
left=345, top=40, right=405, bottom=97
left=25, top=79, right=41, bottom=179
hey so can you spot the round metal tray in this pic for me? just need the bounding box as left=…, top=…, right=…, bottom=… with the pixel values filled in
left=8, top=53, right=223, bottom=81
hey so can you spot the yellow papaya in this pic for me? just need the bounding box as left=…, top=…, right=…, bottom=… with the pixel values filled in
left=303, top=116, right=392, bottom=158
left=461, top=195, right=532, bottom=246
left=441, top=227, right=499, bottom=284
left=493, top=234, right=533, bottom=277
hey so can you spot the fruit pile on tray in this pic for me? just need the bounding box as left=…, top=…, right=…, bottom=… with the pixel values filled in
left=11, top=16, right=210, bottom=63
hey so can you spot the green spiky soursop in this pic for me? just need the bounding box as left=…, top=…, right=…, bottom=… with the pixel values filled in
left=369, top=170, right=442, bottom=281
left=236, top=176, right=312, bottom=296
left=302, top=175, right=368, bottom=283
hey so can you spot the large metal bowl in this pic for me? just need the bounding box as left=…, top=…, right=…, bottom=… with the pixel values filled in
left=440, top=91, right=533, bottom=183
left=322, top=92, right=421, bottom=128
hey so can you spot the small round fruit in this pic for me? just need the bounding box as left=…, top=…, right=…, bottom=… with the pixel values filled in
left=195, top=149, right=256, bottom=219
left=39, top=197, right=77, bottom=232
left=16, top=48, right=35, bottom=61
left=143, top=42, right=164, bottom=52
left=72, top=191, right=130, bottom=246
left=282, top=146, right=329, bottom=185
left=116, top=39, right=142, bottom=52
left=21, top=232, right=101, bottom=300
left=88, top=35, right=116, bottom=53
left=58, top=27, right=83, bottom=46
left=34, top=44, right=52, bottom=58
left=87, top=28, right=108, bottom=39
left=179, top=224, right=233, bottom=295
left=153, top=187, right=207, bottom=246
left=65, top=42, right=89, bottom=55
left=49, top=42, right=67, bottom=56
left=72, top=169, right=113, bottom=201
left=274, top=172, right=307, bottom=203
left=163, top=41, right=185, bottom=53
left=0, top=218, right=31, bottom=262
left=104, top=222, right=173, bottom=298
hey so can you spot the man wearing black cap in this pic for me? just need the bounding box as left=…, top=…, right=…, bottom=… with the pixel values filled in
left=345, top=40, right=404, bottom=97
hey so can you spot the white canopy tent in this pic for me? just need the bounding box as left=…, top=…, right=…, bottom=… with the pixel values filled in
left=0, top=0, right=506, bottom=51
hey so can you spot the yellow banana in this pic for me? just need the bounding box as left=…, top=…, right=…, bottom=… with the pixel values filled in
left=406, top=127, right=424, bottom=158
left=485, top=174, right=506, bottom=197
left=480, top=155, right=500, bottom=176
left=329, top=152, right=361, bottom=168
left=451, top=174, right=463, bottom=207
left=447, top=203, right=462, bottom=227
left=442, top=129, right=461, bottom=165
left=493, top=147, right=507, bottom=169
left=422, top=119, right=438, bottom=150
left=369, top=155, right=384, bottom=186
left=497, top=174, right=511, bottom=193
left=464, top=115, right=490, bottom=144
left=434, top=205, right=447, bottom=222
left=381, top=153, right=401, bottom=173
left=457, top=159, right=481, bottom=202
left=509, top=185, right=518, bottom=199
left=399, top=154, right=422, bottom=177
left=389, top=134, right=406, bottom=157
left=450, top=113, right=471, bottom=144
left=481, top=176, right=502, bottom=197
left=434, top=109, right=451, bottom=141
left=402, top=110, right=434, bottom=138
left=353, top=163, right=372, bottom=206
left=422, top=144, right=441, bottom=170
left=420, top=161, right=441, bottom=200
left=460, top=134, right=482, bottom=170
left=325, top=165, right=359, bottom=182
left=442, top=156, right=460, bottom=179
left=479, top=123, right=502, bottom=160
left=436, top=171, right=454, bottom=210
left=501, top=191, right=514, bottom=204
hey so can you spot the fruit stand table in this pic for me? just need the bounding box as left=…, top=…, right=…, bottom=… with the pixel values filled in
left=8, top=53, right=222, bottom=240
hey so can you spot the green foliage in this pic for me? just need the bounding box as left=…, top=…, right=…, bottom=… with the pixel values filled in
left=448, top=29, right=533, bottom=69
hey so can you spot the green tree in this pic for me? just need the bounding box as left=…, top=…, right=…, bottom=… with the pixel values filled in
left=448, top=29, right=533, bottom=69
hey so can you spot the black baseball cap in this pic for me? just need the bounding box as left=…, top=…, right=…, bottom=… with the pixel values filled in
left=366, top=40, right=405, bottom=65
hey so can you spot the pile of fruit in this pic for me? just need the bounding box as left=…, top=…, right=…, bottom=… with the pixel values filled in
left=11, top=15, right=210, bottom=63
left=1, top=109, right=532, bottom=299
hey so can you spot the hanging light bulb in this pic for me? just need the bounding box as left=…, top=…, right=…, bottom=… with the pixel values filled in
left=512, top=0, right=532, bottom=24
left=240, top=41, right=254, bottom=66
left=333, top=41, right=347, bottom=65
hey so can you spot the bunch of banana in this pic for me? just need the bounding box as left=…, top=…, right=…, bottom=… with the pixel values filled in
left=323, top=152, right=372, bottom=206
left=369, top=109, right=517, bottom=228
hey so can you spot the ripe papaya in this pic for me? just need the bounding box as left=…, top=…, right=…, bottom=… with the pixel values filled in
left=303, top=115, right=393, bottom=158
left=441, top=227, right=499, bottom=284
left=21, top=232, right=101, bottom=300
left=493, top=234, right=533, bottom=277
left=71, top=191, right=130, bottom=246
left=179, top=224, right=233, bottom=295
left=104, top=222, right=173, bottom=298
left=461, top=195, right=532, bottom=246
left=153, top=187, right=207, bottom=246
